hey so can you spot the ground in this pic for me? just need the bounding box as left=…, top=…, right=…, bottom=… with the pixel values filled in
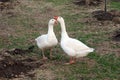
left=0, top=0, right=120, bottom=80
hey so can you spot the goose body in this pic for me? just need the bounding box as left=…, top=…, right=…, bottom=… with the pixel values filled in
left=61, top=37, right=94, bottom=58
left=35, top=19, right=58, bottom=59
left=35, top=32, right=58, bottom=49
left=54, top=16, right=94, bottom=64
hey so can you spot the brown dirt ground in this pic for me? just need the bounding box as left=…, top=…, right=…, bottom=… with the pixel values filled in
left=73, top=0, right=103, bottom=6
left=0, top=51, right=43, bottom=79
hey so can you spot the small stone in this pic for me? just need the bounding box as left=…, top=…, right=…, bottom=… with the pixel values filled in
left=3, top=64, right=6, bottom=67
left=15, top=75, right=18, bottom=77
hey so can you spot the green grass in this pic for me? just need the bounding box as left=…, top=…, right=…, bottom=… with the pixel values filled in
left=110, top=1, right=120, bottom=10
left=51, top=53, right=120, bottom=80
left=90, top=53, right=120, bottom=79
left=45, top=0, right=72, bottom=5
left=0, top=0, right=120, bottom=80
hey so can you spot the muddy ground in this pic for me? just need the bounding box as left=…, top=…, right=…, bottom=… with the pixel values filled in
left=73, top=0, right=103, bottom=6
left=0, top=50, right=43, bottom=79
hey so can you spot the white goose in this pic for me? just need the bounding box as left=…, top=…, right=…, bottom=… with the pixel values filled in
left=54, top=16, right=94, bottom=64
left=35, top=19, right=58, bottom=60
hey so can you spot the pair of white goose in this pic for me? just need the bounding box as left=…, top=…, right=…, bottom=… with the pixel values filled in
left=35, top=16, right=94, bottom=64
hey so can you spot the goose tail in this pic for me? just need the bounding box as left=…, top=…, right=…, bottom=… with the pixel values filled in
left=76, top=48, right=94, bottom=57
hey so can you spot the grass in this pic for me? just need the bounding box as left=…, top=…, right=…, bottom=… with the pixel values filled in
left=110, top=1, right=120, bottom=10
left=0, top=0, right=120, bottom=80
left=45, top=0, right=72, bottom=5
left=50, top=53, right=120, bottom=80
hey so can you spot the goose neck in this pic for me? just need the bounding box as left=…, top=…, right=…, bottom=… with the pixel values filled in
left=48, top=24, right=54, bottom=34
left=59, top=20, right=69, bottom=38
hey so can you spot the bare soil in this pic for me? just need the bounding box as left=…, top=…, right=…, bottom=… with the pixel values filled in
left=0, top=0, right=10, bottom=2
left=6, top=46, right=35, bottom=55
left=112, top=29, right=120, bottom=41
left=73, top=0, right=103, bottom=6
left=0, top=53, right=43, bottom=79
left=92, top=10, right=114, bottom=21
left=0, top=0, right=20, bottom=11
left=92, top=10, right=120, bottom=22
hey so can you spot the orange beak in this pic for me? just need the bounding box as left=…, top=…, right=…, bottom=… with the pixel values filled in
left=54, top=16, right=58, bottom=21
left=54, top=16, right=58, bottom=25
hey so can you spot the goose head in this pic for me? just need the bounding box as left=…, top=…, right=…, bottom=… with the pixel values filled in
left=54, top=16, right=68, bottom=38
left=49, top=19, right=57, bottom=26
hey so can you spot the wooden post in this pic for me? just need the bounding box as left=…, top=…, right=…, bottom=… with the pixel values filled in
left=105, top=0, right=107, bottom=12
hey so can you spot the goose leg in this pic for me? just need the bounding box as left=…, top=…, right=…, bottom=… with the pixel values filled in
left=49, top=48, right=53, bottom=59
left=65, top=57, right=76, bottom=65
left=41, top=49, right=48, bottom=60
left=70, top=57, right=76, bottom=64
left=73, top=57, right=77, bottom=62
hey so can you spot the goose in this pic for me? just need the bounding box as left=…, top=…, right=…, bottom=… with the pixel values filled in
left=54, top=16, right=94, bottom=64
left=35, top=19, right=58, bottom=60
